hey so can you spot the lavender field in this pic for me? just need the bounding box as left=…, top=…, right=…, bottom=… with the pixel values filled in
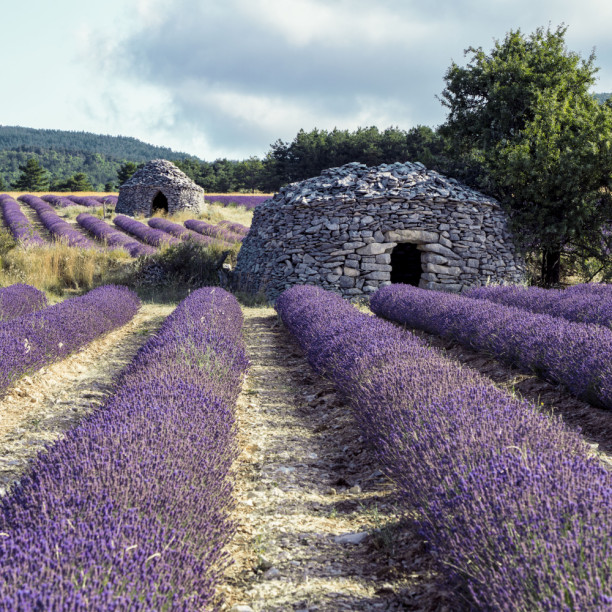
left=0, top=196, right=611, bottom=609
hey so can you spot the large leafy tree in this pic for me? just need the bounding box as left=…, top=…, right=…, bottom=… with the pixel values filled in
left=12, top=157, right=50, bottom=191
left=440, top=25, right=612, bottom=285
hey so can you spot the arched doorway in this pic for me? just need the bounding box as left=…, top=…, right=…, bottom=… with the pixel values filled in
left=390, top=243, right=422, bottom=286
left=152, top=191, right=168, bottom=214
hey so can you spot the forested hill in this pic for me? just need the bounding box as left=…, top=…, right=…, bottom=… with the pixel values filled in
left=0, top=126, right=196, bottom=162
left=594, top=93, right=611, bottom=104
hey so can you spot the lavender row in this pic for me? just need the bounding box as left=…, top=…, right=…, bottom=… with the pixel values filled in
left=217, top=219, right=250, bottom=236
left=18, top=194, right=98, bottom=249
left=205, top=194, right=270, bottom=209
left=41, top=194, right=80, bottom=208
left=0, top=194, right=45, bottom=246
left=0, top=284, right=48, bottom=321
left=147, top=217, right=215, bottom=245
left=467, top=284, right=612, bottom=329
left=276, top=285, right=612, bottom=610
left=95, top=194, right=118, bottom=205
left=77, top=213, right=156, bottom=257
left=184, top=218, right=243, bottom=244
left=0, top=285, right=140, bottom=398
left=0, top=288, right=247, bottom=609
left=66, top=195, right=102, bottom=207
left=113, top=214, right=180, bottom=247
left=371, top=285, right=612, bottom=409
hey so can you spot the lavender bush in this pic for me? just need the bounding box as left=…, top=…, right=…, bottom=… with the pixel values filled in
left=371, top=284, right=612, bottom=409
left=0, top=284, right=47, bottom=321
left=205, top=194, right=270, bottom=209
left=276, top=284, right=612, bottom=610
left=18, top=194, right=97, bottom=249
left=0, top=288, right=247, bottom=609
left=66, top=195, right=102, bottom=207
left=147, top=217, right=215, bottom=245
left=184, top=219, right=243, bottom=244
left=40, top=194, right=78, bottom=208
left=0, top=285, right=140, bottom=398
left=0, top=194, right=45, bottom=246
left=217, top=219, right=250, bottom=236
left=95, top=194, right=118, bottom=206
left=77, top=213, right=156, bottom=257
left=467, top=284, right=612, bottom=329
left=114, top=214, right=180, bottom=247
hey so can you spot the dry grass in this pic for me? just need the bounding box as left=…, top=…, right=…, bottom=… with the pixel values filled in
left=3, top=192, right=118, bottom=198
left=0, top=242, right=131, bottom=297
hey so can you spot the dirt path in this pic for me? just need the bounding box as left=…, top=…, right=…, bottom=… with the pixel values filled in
left=221, top=307, right=459, bottom=612
left=0, top=302, right=175, bottom=495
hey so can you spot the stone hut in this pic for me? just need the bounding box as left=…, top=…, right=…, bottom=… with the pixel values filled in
left=115, top=159, right=205, bottom=217
left=234, top=161, right=525, bottom=301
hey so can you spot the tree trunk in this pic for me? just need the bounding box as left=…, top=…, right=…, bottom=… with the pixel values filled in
left=541, top=246, right=561, bottom=286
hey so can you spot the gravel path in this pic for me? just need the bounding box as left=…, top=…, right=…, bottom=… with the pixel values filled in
left=221, top=306, right=459, bottom=612
left=0, top=302, right=175, bottom=495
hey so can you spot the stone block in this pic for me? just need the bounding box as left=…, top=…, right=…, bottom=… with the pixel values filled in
left=338, top=275, right=355, bottom=288
left=343, top=266, right=361, bottom=277
left=375, top=253, right=391, bottom=264
left=326, top=273, right=341, bottom=283
left=360, top=263, right=392, bottom=272
left=423, top=263, right=461, bottom=275
left=421, top=253, right=448, bottom=265
left=356, top=242, right=396, bottom=255
left=384, top=229, right=439, bottom=243
left=365, top=271, right=391, bottom=281
left=417, top=243, right=459, bottom=259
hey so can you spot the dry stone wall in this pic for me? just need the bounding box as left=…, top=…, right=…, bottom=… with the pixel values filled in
left=116, top=159, right=205, bottom=217
left=234, top=161, right=525, bottom=301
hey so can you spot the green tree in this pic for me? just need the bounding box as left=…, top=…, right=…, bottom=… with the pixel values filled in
left=440, top=25, right=612, bottom=284
left=0, top=175, right=6, bottom=191
left=116, top=161, right=141, bottom=187
left=13, top=157, right=50, bottom=191
left=52, top=172, right=94, bottom=192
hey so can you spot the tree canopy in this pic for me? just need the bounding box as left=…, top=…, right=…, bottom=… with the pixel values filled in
left=12, top=157, right=50, bottom=191
left=440, top=25, right=612, bottom=284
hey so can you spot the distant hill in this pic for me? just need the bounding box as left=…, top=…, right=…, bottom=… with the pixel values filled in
left=594, top=92, right=611, bottom=104
left=0, top=125, right=200, bottom=191
left=0, top=126, right=197, bottom=162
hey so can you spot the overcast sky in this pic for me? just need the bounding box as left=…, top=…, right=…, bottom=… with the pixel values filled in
left=2, top=0, right=612, bottom=160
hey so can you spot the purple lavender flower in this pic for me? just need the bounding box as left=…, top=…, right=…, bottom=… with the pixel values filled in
left=18, top=194, right=98, bottom=249
left=0, top=284, right=140, bottom=398
left=467, top=283, right=612, bottom=330
left=371, top=284, right=612, bottom=409
left=276, top=284, right=612, bottom=610
left=0, top=288, right=247, bottom=610
left=0, top=284, right=47, bottom=321
left=184, top=219, right=242, bottom=244
left=147, top=217, right=215, bottom=245
left=217, top=219, right=249, bottom=236
left=65, top=195, right=102, bottom=207
left=0, top=195, right=45, bottom=246
left=40, top=194, right=77, bottom=208
left=113, top=214, right=180, bottom=247
left=77, top=213, right=156, bottom=257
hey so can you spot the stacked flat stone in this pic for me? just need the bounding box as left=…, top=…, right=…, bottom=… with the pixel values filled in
left=115, top=159, right=205, bottom=217
left=234, top=161, right=525, bottom=301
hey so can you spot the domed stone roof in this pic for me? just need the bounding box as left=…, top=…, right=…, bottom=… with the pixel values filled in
left=122, top=159, right=203, bottom=191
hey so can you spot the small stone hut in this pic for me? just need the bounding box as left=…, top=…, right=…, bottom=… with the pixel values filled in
left=115, top=159, right=205, bottom=217
left=234, top=161, right=525, bottom=301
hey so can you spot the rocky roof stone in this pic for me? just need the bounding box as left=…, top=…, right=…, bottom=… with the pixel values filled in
left=273, top=161, right=498, bottom=208
left=122, top=159, right=204, bottom=191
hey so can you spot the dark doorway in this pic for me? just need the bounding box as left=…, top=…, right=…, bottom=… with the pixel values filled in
left=152, top=191, right=168, bottom=214
left=391, top=243, right=422, bottom=286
